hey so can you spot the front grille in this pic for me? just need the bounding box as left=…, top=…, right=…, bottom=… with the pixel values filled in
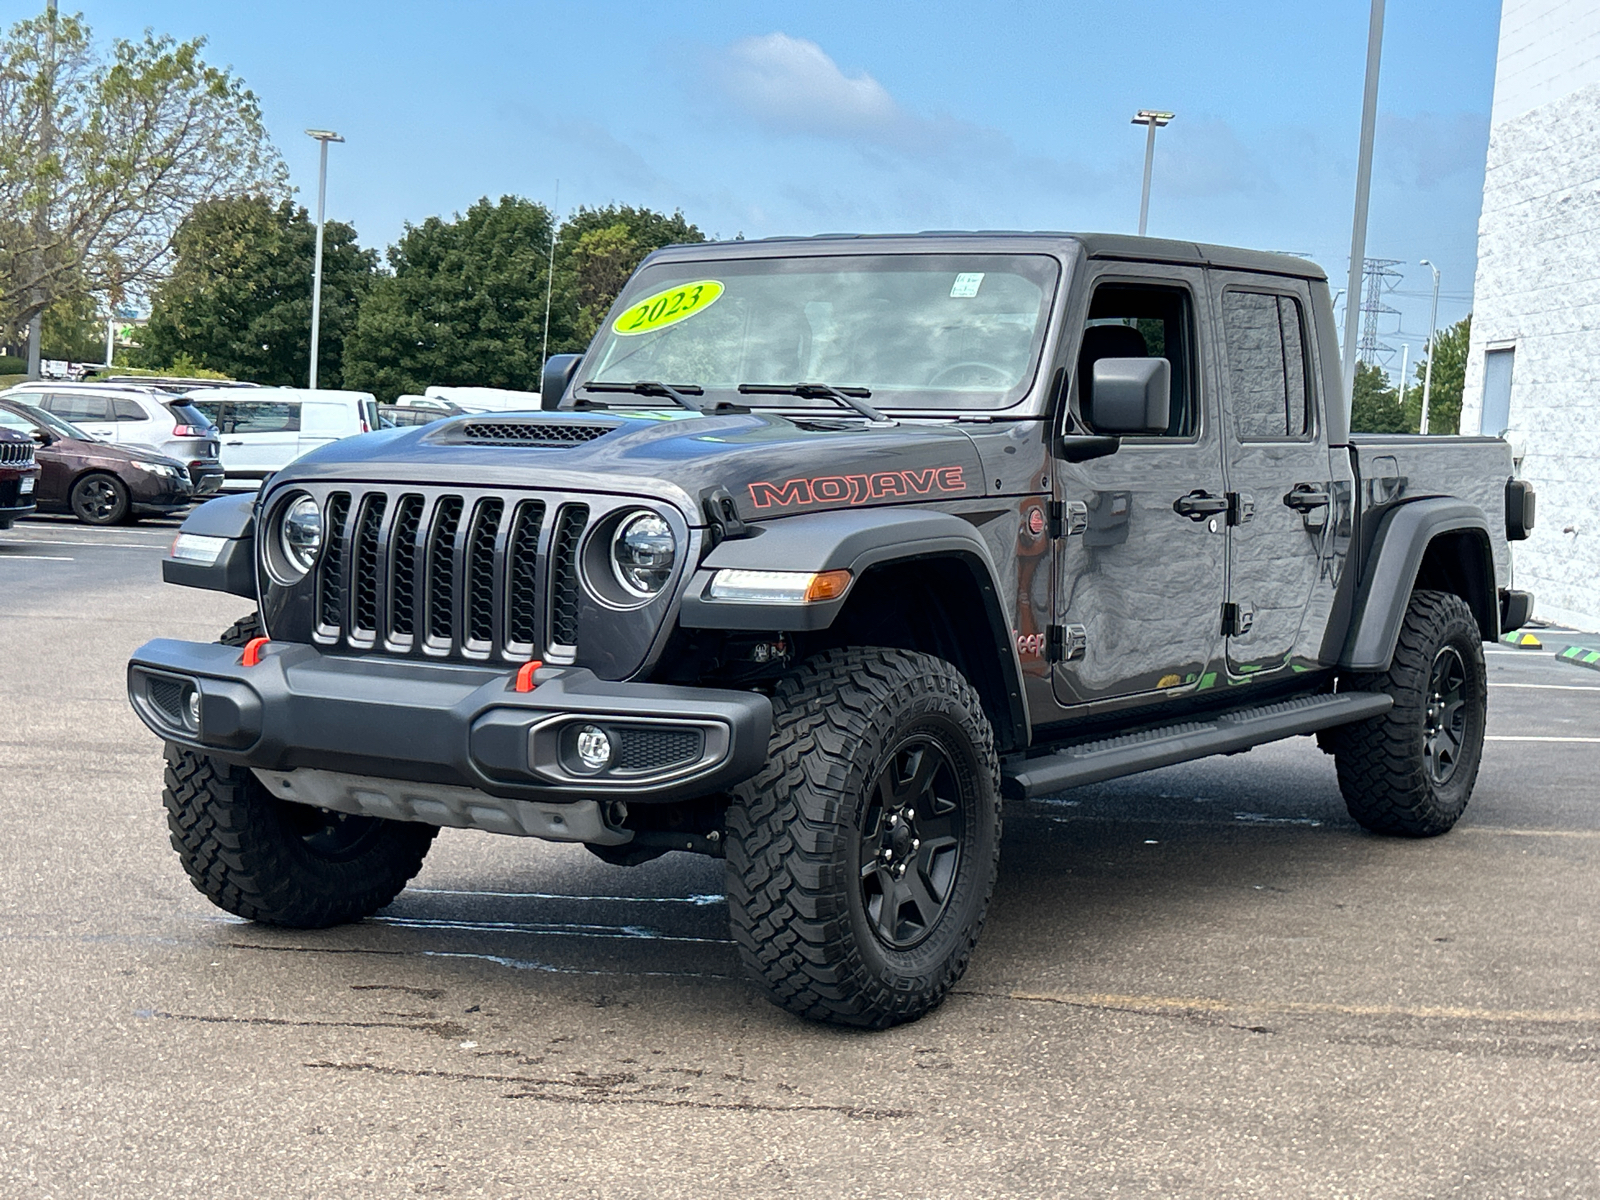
left=308, top=487, right=596, bottom=662
left=460, top=421, right=615, bottom=445
left=548, top=504, right=589, bottom=649
left=0, top=441, right=34, bottom=466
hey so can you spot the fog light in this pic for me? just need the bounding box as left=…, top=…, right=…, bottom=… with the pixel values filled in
left=575, top=724, right=613, bottom=771
left=186, top=689, right=201, bottom=728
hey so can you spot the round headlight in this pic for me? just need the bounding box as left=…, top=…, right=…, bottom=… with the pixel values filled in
left=279, top=495, right=324, bottom=575
left=610, top=511, right=676, bottom=597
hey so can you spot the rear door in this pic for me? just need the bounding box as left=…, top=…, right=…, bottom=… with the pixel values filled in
left=1053, top=265, right=1229, bottom=708
left=43, top=392, right=117, bottom=442
left=219, top=399, right=303, bottom=481
left=1210, top=273, right=1339, bottom=680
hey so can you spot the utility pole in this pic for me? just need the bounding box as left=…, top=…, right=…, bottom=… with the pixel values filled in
left=1132, top=110, right=1174, bottom=236
left=305, top=129, right=345, bottom=390
left=1397, top=342, right=1409, bottom=423
left=1341, top=0, right=1387, bottom=415
left=1419, top=258, right=1441, bottom=434
left=541, top=179, right=559, bottom=378
left=27, top=0, right=58, bottom=381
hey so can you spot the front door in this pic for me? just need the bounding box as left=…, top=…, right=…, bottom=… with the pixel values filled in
left=1209, top=274, right=1338, bottom=680
left=1053, top=267, right=1229, bottom=708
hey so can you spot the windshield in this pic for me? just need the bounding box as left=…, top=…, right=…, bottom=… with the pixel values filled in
left=582, top=253, right=1060, bottom=411
left=1, top=403, right=85, bottom=441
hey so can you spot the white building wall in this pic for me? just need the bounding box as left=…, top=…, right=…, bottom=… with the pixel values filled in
left=1465, top=0, right=1600, bottom=630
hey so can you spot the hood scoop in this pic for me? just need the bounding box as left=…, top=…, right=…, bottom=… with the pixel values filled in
left=443, top=418, right=621, bottom=447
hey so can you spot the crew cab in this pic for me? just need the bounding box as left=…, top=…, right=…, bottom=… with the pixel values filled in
left=127, top=233, right=1534, bottom=1028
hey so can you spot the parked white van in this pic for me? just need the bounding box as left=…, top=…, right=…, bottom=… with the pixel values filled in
left=183, top=388, right=379, bottom=490
left=421, top=386, right=541, bottom=413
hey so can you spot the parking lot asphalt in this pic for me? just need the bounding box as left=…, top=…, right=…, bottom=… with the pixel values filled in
left=3, top=515, right=1600, bottom=1199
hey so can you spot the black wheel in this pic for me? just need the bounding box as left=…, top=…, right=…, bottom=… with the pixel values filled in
left=724, top=648, right=1001, bottom=1028
left=160, top=612, right=436, bottom=927
left=1328, top=590, right=1487, bottom=836
left=70, top=472, right=130, bottom=525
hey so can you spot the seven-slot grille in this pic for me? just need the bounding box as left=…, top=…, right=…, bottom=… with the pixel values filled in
left=310, top=488, right=586, bottom=661
left=0, top=441, right=34, bottom=466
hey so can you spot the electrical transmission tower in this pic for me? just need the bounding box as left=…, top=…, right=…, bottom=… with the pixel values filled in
left=1356, top=257, right=1403, bottom=368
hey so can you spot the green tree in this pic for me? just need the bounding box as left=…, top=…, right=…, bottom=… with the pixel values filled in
left=0, top=7, right=285, bottom=335
left=1349, top=360, right=1409, bottom=434
left=38, top=290, right=104, bottom=361
left=1401, top=314, right=1471, bottom=435
left=553, top=205, right=705, bottom=350
left=135, top=196, right=375, bottom=385
left=342, top=196, right=563, bottom=401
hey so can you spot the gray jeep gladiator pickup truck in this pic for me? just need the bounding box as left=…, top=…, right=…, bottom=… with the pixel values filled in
left=128, top=233, right=1536, bottom=1028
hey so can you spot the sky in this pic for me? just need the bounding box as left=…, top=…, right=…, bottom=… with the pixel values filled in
left=83, top=0, right=1504, bottom=381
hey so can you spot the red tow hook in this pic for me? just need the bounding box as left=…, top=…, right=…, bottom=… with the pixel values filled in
left=240, top=637, right=270, bottom=667
left=514, top=660, right=545, bottom=692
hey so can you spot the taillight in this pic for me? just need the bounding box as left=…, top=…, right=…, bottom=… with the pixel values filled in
left=173, top=423, right=205, bottom=437
left=360, top=419, right=370, bottom=433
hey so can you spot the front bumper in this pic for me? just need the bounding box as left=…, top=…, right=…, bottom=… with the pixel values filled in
left=126, top=639, right=772, bottom=807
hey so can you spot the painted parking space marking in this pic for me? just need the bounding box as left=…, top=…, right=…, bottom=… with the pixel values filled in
left=1485, top=735, right=1600, bottom=743
left=1, top=554, right=74, bottom=561
left=10, top=537, right=169, bottom=550
left=1489, top=683, right=1600, bottom=691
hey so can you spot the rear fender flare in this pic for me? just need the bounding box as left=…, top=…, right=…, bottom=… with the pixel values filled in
left=678, top=507, right=1029, bottom=744
left=1339, top=497, right=1495, bottom=670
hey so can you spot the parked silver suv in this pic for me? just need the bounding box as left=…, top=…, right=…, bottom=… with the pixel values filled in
left=0, top=381, right=225, bottom=494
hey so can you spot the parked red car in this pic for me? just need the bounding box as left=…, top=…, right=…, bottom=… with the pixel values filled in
left=0, top=400, right=197, bottom=525
left=0, top=426, right=39, bottom=528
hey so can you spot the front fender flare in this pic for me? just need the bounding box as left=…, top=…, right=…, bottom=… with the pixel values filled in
left=1339, top=497, right=1494, bottom=671
left=679, top=507, right=1030, bottom=744
left=160, top=492, right=258, bottom=599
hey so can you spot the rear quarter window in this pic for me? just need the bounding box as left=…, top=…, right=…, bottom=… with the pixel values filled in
left=226, top=401, right=301, bottom=434
left=167, top=402, right=215, bottom=430
left=113, top=398, right=148, bottom=421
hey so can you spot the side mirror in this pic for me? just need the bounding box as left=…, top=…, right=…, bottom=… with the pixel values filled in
left=1089, top=357, right=1170, bottom=435
left=540, top=354, right=583, bottom=411
left=31, top=428, right=50, bottom=445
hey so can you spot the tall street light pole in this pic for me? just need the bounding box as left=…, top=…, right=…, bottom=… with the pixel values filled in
left=1132, top=110, right=1174, bottom=236
left=1341, top=0, right=1387, bottom=415
left=27, top=0, right=58, bottom=381
left=305, top=129, right=345, bottom=390
left=1419, top=258, right=1441, bottom=434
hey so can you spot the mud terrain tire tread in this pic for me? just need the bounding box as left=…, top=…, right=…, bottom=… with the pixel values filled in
left=724, top=647, right=1001, bottom=1028
left=1329, top=589, right=1487, bottom=837
left=161, top=612, right=436, bottom=928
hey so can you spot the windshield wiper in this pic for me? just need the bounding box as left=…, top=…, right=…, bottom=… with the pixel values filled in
left=579, top=380, right=708, bottom=414
left=737, top=382, right=888, bottom=423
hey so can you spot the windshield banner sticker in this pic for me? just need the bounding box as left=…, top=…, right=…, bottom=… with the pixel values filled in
left=748, top=466, right=968, bottom=509
left=612, top=280, right=725, bottom=336
left=949, top=272, right=984, bottom=298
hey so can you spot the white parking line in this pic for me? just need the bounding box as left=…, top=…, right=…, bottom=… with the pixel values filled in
left=10, top=538, right=167, bottom=549
left=1486, top=735, right=1600, bottom=743
left=1490, top=682, right=1600, bottom=691
left=2, top=554, right=74, bottom=561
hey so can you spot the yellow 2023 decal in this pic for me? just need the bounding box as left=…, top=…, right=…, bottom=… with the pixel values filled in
left=612, top=280, right=724, bottom=336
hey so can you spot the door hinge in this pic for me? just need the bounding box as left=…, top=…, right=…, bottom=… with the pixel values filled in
left=1048, top=499, right=1088, bottom=538
left=1047, top=623, right=1086, bottom=662
left=1221, top=602, right=1254, bottom=637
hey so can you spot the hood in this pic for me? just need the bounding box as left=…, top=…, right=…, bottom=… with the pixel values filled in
left=269, top=409, right=987, bottom=524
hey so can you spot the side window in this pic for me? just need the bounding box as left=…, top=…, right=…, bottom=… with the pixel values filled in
left=1222, top=291, right=1311, bottom=439
left=189, top=400, right=227, bottom=431
left=48, top=394, right=111, bottom=422
left=229, top=402, right=302, bottom=434
left=1078, top=283, right=1197, bottom=437
left=113, top=398, right=147, bottom=421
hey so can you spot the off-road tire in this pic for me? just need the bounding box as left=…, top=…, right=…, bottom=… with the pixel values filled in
left=161, top=612, right=436, bottom=927
left=1328, top=589, right=1487, bottom=837
left=725, top=648, right=1001, bottom=1028
left=70, top=472, right=130, bottom=525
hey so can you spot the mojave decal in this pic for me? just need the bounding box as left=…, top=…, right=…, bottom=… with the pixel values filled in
left=748, top=466, right=968, bottom=510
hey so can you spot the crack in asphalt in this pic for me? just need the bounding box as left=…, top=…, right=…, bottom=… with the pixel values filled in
left=305, top=1060, right=910, bottom=1120
left=134, top=1009, right=471, bottom=1039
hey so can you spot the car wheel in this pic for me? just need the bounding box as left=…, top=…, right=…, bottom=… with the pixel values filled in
left=69, top=472, right=130, bottom=525
left=724, top=647, right=1001, bottom=1028
left=160, top=612, right=437, bottom=927
left=1328, top=589, right=1488, bottom=836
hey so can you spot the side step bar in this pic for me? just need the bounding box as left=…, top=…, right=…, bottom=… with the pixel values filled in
left=1002, top=692, right=1392, bottom=800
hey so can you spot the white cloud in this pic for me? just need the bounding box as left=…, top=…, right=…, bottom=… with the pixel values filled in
left=715, top=33, right=904, bottom=142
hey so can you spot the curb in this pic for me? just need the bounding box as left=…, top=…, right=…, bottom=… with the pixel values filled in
left=1557, top=646, right=1600, bottom=673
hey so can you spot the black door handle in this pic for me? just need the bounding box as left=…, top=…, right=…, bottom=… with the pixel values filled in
left=1173, top=490, right=1229, bottom=520
left=1283, top=485, right=1330, bottom=511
